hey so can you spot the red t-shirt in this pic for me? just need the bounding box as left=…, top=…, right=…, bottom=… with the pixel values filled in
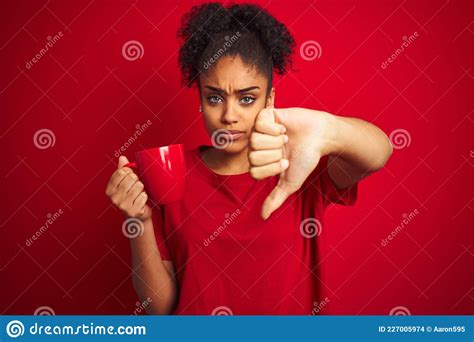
left=151, top=145, right=358, bottom=315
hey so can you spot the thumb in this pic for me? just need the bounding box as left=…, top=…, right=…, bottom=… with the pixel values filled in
left=117, top=155, right=129, bottom=169
left=261, top=177, right=297, bottom=220
left=255, top=107, right=277, bottom=127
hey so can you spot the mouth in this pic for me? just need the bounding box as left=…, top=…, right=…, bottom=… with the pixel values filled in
left=220, top=129, right=245, bottom=141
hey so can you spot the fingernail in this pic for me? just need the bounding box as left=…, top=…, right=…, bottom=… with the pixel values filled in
left=281, top=125, right=287, bottom=134
left=281, top=159, right=289, bottom=169
left=283, top=134, right=289, bottom=143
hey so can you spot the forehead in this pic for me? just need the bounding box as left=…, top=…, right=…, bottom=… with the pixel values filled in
left=200, top=55, right=267, bottom=89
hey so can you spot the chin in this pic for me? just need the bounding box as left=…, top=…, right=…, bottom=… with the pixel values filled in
left=219, top=139, right=248, bottom=154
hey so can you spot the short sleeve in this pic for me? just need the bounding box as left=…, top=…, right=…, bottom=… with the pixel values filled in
left=151, top=206, right=172, bottom=261
left=304, top=155, right=358, bottom=209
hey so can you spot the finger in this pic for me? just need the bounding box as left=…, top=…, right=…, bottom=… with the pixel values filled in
left=255, top=107, right=275, bottom=125
left=250, top=159, right=289, bottom=180
left=250, top=132, right=288, bottom=150
left=249, top=149, right=283, bottom=167
left=254, top=118, right=286, bottom=136
left=106, top=167, right=133, bottom=196
left=133, top=191, right=148, bottom=209
left=118, top=156, right=129, bottom=169
left=261, top=180, right=297, bottom=220
left=117, top=172, right=139, bottom=194
left=126, top=181, right=145, bottom=205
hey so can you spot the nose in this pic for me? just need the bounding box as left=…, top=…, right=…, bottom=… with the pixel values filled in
left=221, top=102, right=238, bottom=124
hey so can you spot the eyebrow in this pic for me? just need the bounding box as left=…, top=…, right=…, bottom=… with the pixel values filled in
left=204, top=86, right=260, bottom=95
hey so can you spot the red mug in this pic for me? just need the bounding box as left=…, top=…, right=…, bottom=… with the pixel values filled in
left=124, top=144, right=186, bottom=205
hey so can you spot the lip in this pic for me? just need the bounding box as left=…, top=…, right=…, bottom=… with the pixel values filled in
left=221, top=130, right=245, bottom=141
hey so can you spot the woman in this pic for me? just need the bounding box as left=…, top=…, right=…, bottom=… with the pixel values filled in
left=105, top=3, right=392, bottom=315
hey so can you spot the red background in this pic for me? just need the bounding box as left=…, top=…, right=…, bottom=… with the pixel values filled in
left=1, top=0, right=472, bottom=315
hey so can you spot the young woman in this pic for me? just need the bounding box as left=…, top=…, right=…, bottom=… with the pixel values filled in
left=105, top=3, right=392, bottom=315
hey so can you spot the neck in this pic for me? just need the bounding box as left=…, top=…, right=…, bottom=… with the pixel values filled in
left=201, top=146, right=250, bottom=175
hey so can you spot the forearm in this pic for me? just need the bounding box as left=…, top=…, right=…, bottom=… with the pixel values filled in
left=324, top=112, right=393, bottom=174
left=129, top=218, right=177, bottom=314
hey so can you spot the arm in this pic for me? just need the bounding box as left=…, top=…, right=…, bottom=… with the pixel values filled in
left=323, top=113, right=393, bottom=189
left=130, top=217, right=178, bottom=315
left=105, top=155, right=178, bottom=314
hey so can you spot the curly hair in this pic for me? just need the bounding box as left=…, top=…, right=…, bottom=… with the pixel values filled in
left=177, top=2, right=295, bottom=92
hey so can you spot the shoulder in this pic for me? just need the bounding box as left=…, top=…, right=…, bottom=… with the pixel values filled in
left=184, top=145, right=203, bottom=168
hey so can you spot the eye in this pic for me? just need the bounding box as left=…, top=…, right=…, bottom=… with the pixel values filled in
left=240, top=96, right=255, bottom=105
left=207, top=95, right=223, bottom=105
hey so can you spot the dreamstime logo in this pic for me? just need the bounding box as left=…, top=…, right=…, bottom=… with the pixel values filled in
left=299, top=217, right=322, bottom=238
left=211, top=306, right=233, bottom=315
left=114, top=120, right=153, bottom=158
left=389, top=128, right=411, bottom=150
left=300, top=40, right=322, bottom=61
left=26, top=208, right=64, bottom=247
left=389, top=306, right=411, bottom=316
left=203, top=31, right=241, bottom=70
left=25, top=31, right=64, bottom=70
left=122, top=40, right=144, bottom=61
left=34, top=306, right=55, bottom=315
left=311, top=297, right=330, bottom=315
left=203, top=209, right=241, bottom=247
left=381, top=32, right=419, bottom=69
left=33, top=128, right=56, bottom=149
left=381, top=209, right=419, bottom=247
left=122, top=218, right=144, bottom=238
left=6, top=320, right=24, bottom=338
left=211, top=129, right=233, bottom=149
left=132, top=297, right=152, bottom=315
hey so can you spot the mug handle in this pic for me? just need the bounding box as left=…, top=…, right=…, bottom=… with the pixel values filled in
left=124, top=161, right=137, bottom=168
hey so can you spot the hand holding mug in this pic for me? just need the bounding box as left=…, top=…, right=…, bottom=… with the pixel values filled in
left=106, top=144, right=186, bottom=223
left=105, top=156, right=152, bottom=222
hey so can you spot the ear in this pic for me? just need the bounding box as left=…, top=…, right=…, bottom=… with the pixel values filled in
left=265, top=87, right=275, bottom=108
